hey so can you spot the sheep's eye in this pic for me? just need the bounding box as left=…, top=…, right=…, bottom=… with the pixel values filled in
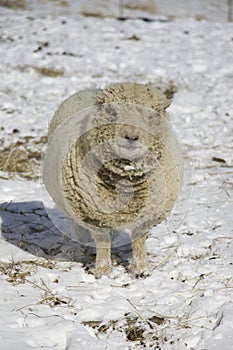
left=149, top=113, right=160, bottom=120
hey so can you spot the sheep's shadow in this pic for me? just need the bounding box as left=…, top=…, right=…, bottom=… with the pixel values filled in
left=0, top=201, right=132, bottom=271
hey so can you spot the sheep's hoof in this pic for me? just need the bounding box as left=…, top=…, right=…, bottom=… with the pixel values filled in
left=129, top=262, right=151, bottom=278
left=89, top=265, right=112, bottom=279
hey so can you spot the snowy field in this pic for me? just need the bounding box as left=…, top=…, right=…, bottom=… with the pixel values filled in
left=0, top=1, right=233, bottom=349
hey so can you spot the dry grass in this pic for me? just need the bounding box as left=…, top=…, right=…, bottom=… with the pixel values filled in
left=30, top=278, right=72, bottom=308
left=195, top=14, right=207, bottom=21
left=125, top=34, right=141, bottom=41
left=39, top=0, right=68, bottom=6
left=18, top=65, right=64, bottom=77
left=0, top=258, right=55, bottom=285
left=32, top=66, right=64, bottom=77
left=0, top=258, right=74, bottom=309
left=156, top=80, right=178, bottom=100
left=81, top=11, right=109, bottom=18
left=0, top=260, right=33, bottom=284
left=163, top=80, right=178, bottom=100
left=0, top=135, right=47, bottom=180
left=82, top=312, right=167, bottom=348
left=125, top=1, right=158, bottom=14
left=0, top=0, right=27, bottom=9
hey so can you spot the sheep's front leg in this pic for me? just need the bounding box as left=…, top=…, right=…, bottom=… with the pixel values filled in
left=130, top=234, right=150, bottom=277
left=92, top=231, right=112, bottom=278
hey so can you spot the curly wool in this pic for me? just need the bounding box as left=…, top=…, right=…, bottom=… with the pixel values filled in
left=97, top=82, right=171, bottom=114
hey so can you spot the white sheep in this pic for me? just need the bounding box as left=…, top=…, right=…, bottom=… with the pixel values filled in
left=43, top=83, right=183, bottom=278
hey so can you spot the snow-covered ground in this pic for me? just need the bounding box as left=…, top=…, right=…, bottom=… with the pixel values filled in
left=0, top=1, right=233, bottom=349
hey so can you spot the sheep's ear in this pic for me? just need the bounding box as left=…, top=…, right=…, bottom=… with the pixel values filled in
left=163, top=98, right=172, bottom=110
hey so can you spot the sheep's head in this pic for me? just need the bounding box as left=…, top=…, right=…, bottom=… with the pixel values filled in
left=94, top=82, right=171, bottom=162
left=78, top=101, right=169, bottom=172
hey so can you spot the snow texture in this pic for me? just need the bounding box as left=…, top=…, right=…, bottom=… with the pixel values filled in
left=0, top=1, right=233, bottom=349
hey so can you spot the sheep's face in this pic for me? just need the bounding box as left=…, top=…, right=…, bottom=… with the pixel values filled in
left=90, top=102, right=168, bottom=165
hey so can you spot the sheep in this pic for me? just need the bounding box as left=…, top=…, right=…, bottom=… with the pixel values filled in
left=43, top=82, right=183, bottom=278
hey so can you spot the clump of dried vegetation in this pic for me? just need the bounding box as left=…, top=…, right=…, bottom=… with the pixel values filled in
left=83, top=311, right=168, bottom=349
left=0, top=135, right=47, bottom=180
left=0, top=258, right=73, bottom=309
left=125, top=0, right=158, bottom=14
left=32, top=66, right=64, bottom=77
left=157, top=79, right=178, bottom=100
left=0, top=258, right=55, bottom=285
left=81, top=11, right=108, bottom=18
left=0, top=0, right=27, bottom=9
left=18, top=65, right=64, bottom=77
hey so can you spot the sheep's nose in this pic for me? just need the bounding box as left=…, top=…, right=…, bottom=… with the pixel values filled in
left=121, top=126, right=140, bottom=143
left=124, top=134, right=139, bottom=142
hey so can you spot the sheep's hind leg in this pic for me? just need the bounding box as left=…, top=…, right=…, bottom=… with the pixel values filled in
left=130, top=234, right=150, bottom=277
left=92, top=231, right=112, bottom=278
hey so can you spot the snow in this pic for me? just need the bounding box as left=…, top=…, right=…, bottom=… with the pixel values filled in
left=0, top=1, right=233, bottom=349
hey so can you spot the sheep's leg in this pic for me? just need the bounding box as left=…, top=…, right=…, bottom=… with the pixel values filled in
left=130, top=234, right=150, bottom=277
left=92, top=231, right=112, bottom=278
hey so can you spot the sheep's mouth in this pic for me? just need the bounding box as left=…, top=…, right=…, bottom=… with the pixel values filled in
left=117, top=146, right=146, bottom=160
left=115, top=140, right=147, bottom=160
left=119, top=142, right=141, bottom=150
left=117, top=137, right=142, bottom=148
